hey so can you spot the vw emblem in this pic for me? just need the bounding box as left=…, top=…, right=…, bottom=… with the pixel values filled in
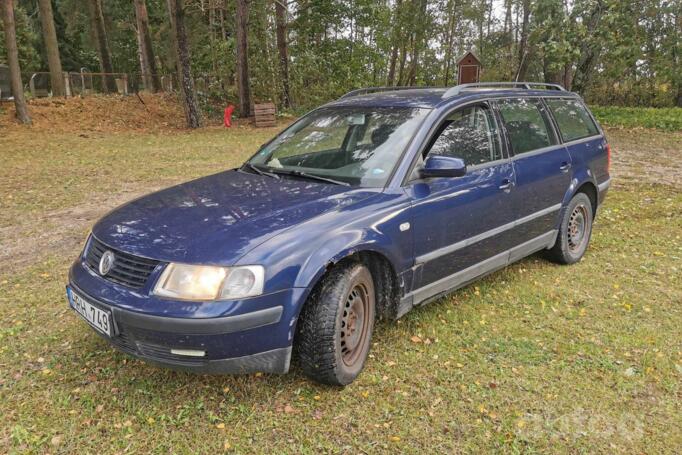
left=99, top=251, right=116, bottom=276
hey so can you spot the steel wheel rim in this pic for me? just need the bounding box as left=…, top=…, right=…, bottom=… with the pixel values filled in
left=568, top=204, right=588, bottom=252
left=340, top=284, right=370, bottom=367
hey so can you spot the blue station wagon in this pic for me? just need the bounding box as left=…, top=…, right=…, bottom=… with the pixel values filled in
left=67, top=82, right=611, bottom=385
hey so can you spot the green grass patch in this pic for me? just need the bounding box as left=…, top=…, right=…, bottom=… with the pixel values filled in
left=1, top=127, right=681, bottom=453
left=591, top=106, right=682, bottom=131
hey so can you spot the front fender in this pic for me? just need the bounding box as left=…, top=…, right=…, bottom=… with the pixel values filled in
left=294, top=229, right=405, bottom=289
left=236, top=190, right=414, bottom=301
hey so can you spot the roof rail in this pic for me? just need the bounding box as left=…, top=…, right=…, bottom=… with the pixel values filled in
left=443, top=82, right=566, bottom=98
left=339, top=86, right=426, bottom=99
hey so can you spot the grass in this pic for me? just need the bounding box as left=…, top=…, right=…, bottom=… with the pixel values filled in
left=1, top=125, right=681, bottom=453
left=591, top=106, right=682, bottom=131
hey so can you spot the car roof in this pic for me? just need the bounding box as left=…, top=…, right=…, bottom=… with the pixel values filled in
left=326, top=86, right=581, bottom=109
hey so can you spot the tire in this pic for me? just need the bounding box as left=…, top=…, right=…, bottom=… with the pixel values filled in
left=546, top=192, right=594, bottom=265
left=297, top=262, right=376, bottom=386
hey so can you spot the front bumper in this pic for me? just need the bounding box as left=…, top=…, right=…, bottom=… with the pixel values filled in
left=68, top=259, right=306, bottom=374
left=67, top=283, right=293, bottom=374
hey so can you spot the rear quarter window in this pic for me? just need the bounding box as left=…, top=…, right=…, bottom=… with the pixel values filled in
left=545, top=98, right=600, bottom=142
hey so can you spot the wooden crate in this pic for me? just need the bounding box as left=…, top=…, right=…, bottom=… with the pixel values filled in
left=254, top=102, right=276, bottom=127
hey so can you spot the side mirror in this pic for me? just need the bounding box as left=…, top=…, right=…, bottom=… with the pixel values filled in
left=420, top=156, right=467, bottom=178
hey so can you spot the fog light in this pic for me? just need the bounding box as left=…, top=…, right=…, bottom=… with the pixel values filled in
left=170, top=348, right=206, bottom=357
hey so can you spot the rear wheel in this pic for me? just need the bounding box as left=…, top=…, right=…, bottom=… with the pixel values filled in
left=297, top=262, right=375, bottom=386
left=546, top=192, right=593, bottom=264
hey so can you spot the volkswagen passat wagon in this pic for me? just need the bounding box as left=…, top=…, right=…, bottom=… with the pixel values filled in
left=67, top=82, right=611, bottom=385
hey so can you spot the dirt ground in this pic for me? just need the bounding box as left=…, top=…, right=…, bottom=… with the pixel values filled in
left=0, top=93, right=190, bottom=132
left=1, top=121, right=680, bottom=274
left=1, top=112, right=680, bottom=453
left=607, top=127, right=682, bottom=187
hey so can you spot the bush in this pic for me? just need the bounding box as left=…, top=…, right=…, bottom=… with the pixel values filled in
left=591, top=106, right=682, bottom=132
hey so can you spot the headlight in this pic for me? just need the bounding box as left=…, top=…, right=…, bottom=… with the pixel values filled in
left=153, top=263, right=264, bottom=301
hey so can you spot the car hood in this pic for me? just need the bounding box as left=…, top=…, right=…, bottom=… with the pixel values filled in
left=92, top=170, right=379, bottom=264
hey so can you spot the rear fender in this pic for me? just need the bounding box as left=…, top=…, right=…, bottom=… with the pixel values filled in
left=558, top=168, right=598, bottom=229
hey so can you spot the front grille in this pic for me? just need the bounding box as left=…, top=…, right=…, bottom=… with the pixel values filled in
left=84, top=236, right=160, bottom=289
left=109, top=330, right=138, bottom=354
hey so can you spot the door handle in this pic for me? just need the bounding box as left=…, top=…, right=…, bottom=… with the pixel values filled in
left=560, top=161, right=572, bottom=172
left=499, top=178, right=513, bottom=191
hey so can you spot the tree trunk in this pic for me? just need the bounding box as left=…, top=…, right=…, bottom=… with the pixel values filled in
left=2, top=0, right=31, bottom=124
left=134, top=0, right=161, bottom=92
left=504, top=0, right=513, bottom=78
left=166, top=0, right=180, bottom=84
left=86, top=0, right=117, bottom=93
left=168, top=0, right=201, bottom=128
left=442, top=0, right=457, bottom=86
left=515, top=0, right=531, bottom=81
left=235, top=0, right=252, bottom=117
left=674, top=5, right=681, bottom=107
left=38, top=0, right=65, bottom=97
left=571, top=1, right=604, bottom=94
left=386, top=0, right=402, bottom=86
left=397, top=41, right=407, bottom=86
left=274, top=0, right=290, bottom=108
left=406, top=0, right=427, bottom=85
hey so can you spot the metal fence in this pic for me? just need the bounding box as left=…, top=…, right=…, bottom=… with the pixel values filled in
left=23, top=71, right=241, bottom=103
left=0, top=64, right=11, bottom=100
left=26, top=71, right=235, bottom=99
left=29, top=71, right=134, bottom=98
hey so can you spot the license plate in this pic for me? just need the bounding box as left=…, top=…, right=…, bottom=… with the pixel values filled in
left=67, top=287, right=113, bottom=337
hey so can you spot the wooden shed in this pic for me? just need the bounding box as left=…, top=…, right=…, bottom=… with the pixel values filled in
left=457, top=51, right=482, bottom=84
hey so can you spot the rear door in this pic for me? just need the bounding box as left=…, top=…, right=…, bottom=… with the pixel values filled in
left=544, top=97, right=608, bottom=184
left=495, top=98, right=571, bottom=248
left=406, top=102, right=517, bottom=295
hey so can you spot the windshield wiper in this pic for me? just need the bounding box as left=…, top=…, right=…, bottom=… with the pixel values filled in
left=269, top=168, right=350, bottom=187
left=241, top=163, right=280, bottom=179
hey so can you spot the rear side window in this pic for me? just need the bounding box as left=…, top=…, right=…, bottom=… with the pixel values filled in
left=545, top=98, right=599, bottom=142
left=426, top=104, right=503, bottom=166
left=497, top=98, right=557, bottom=154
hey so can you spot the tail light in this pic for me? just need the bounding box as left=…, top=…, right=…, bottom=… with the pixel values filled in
left=605, top=143, right=611, bottom=173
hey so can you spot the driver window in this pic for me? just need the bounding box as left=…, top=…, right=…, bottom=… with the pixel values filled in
left=426, top=104, right=502, bottom=166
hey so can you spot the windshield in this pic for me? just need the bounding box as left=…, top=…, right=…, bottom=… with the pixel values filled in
left=247, top=106, right=430, bottom=187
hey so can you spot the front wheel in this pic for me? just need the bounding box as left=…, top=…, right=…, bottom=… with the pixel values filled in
left=546, top=192, right=594, bottom=264
left=297, top=262, right=376, bottom=386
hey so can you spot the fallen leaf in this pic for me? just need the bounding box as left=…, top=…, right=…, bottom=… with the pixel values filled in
left=410, top=335, right=422, bottom=343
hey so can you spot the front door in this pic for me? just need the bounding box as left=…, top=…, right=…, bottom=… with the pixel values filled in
left=405, top=102, right=517, bottom=300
